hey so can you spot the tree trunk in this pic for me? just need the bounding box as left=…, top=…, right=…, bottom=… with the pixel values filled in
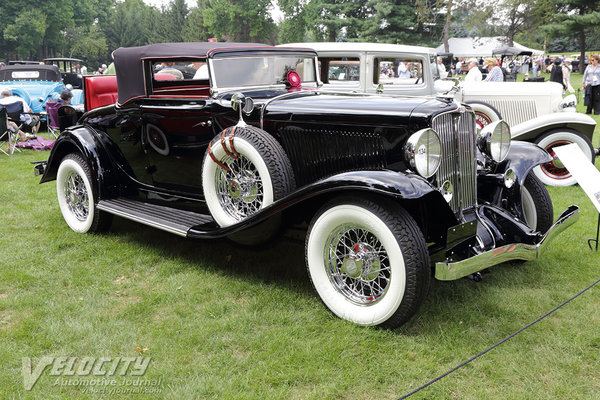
left=442, top=0, right=453, bottom=53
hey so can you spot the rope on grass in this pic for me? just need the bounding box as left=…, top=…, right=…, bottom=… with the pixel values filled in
left=397, top=276, right=600, bottom=400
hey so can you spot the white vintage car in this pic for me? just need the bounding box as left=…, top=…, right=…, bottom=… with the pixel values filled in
left=282, top=42, right=597, bottom=186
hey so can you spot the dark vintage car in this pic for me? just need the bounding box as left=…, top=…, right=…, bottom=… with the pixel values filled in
left=36, top=42, right=580, bottom=329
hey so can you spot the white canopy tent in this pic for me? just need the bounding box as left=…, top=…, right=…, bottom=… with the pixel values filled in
left=436, top=37, right=543, bottom=58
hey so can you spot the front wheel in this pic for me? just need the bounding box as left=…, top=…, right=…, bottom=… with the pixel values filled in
left=533, top=129, right=595, bottom=186
left=521, top=173, right=553, bottom=233
left=305, top=197, right=430, bottom=329
left=56, top=153, right=112, bottom=233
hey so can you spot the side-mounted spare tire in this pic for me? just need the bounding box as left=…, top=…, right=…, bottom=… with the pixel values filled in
left=202, top=125, right=295, bottom=227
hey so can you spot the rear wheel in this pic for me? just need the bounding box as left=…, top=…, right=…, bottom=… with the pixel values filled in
left=533, top=129, right=595, bottom=186
left=56, top=153, right=112, bottom=233
left=306, top=197, right=430, bottom=329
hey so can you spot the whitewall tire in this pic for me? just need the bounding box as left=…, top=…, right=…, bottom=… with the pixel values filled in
left=521, top=173, right=553, bottom=233
left=56, top=153, right=112, bottom=233
left=306, top=198, right=429, bottom=329
left=533, top=129, right=595, bottom=187
left=202, top=126, right=294, bottom=227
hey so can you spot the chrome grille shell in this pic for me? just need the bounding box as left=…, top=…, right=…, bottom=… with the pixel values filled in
left=432, top=110, right=477, bottom=217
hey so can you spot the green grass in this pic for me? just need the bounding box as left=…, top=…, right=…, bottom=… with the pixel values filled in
left=1, top=94, right=600, bottom=399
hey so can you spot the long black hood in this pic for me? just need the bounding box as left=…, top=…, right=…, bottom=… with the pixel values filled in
left=262, top=91, right=458, bottom=126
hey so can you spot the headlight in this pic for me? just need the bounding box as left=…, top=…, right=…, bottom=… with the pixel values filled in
left=477, top=120, right=510, bottom=163
left=559, top=94, right=577, bottom=111
left=404, top=128, right=442, bottom=178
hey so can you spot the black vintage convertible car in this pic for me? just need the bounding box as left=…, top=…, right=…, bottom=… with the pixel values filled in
left=36, top=42, right=579, bottom=328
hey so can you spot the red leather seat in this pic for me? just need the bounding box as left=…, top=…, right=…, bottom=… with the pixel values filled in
left=84, top=75, right=118, bottom=111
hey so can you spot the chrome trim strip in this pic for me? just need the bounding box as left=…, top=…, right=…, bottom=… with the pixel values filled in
left=97, top=203, right=188, bottom=237
left=434, top=205, right=580, bottom=281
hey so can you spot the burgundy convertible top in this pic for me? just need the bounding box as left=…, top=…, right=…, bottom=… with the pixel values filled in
left=111, top=42, right=315, bottom=105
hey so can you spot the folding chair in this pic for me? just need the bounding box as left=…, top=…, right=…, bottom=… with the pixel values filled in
left=0, top=103, right=25, bottom=156
left=45, top=101, right=62, bottom=138
left=57, top=105, right=77, bottom=130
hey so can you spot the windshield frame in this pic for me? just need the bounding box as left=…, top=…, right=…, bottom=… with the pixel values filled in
left=209, top=54, right=320, bottom=95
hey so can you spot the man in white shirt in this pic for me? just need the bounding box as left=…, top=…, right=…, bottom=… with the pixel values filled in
left=464, top=59, right=482, bottom=82
left=0, top=89, right=38, bottom=140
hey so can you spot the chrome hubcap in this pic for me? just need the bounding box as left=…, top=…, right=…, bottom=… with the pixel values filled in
left=325, top=225, right=390, bottom=305
left=64, top=171, right=89, bottom=221
left=216, top=154, right=263, bottom=221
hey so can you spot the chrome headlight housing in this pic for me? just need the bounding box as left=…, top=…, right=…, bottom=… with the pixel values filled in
left=477, top=120, right=511, bottom=163
left=559, top=94, right=577, bottom=111
left=404, top=128, right=442, bottom=178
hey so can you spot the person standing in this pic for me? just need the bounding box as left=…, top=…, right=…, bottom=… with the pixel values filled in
left=464, top=59, right=482, bottom=82
left=549, top=58, right=565, bottom=89
left=583, top=55, right=600, bottom=115
left=563, top=59, right=574, bottom=93
left=437, top=57, right=448, bottom=79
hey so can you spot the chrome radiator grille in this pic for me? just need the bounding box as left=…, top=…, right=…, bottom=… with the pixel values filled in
left=432, top=111, right=477, bottom=215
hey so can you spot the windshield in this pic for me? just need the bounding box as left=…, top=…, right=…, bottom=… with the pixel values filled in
left=211, top=56, right=317, bottom=88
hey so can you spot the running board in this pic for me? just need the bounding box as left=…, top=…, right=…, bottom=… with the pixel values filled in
left=97, top=198, right=214, bottom=237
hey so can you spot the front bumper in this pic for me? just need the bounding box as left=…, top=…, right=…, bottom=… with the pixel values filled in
left=435, top=205, right=580, bottom=281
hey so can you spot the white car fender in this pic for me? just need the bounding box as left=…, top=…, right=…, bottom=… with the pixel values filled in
left=509, top=112, right=596, bottom=142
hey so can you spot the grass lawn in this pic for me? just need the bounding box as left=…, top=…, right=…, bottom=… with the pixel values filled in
left=1, top=85, right=600, bottom=399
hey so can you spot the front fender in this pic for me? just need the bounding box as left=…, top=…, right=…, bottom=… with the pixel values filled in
left=188, top=170, right=458, bottom=241
left=511, top=112, right=596, bottom=142
left=40, top=126, right=120, bottom=199
left=503, top=141, right=552, bottom=185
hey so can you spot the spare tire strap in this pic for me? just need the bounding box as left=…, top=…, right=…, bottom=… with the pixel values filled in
left=207, top=141, right=230, bottom=172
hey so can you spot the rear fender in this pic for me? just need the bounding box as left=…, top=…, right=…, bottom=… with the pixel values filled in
left=40, top=126, right=120, bottom=199
left=511, top=112, right=596, bottom=142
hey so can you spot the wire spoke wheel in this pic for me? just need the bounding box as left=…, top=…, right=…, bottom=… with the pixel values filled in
left=215, top=154, right=264, bottom=221
left=325, top=224, right=391, bottom=305
left=202, top=126, right=295, bottom=228
left=64, top=171, right=89, bottom=221
left=56, top=153, right=112, bottom=233
left=306, top=199, right=430, bottom=328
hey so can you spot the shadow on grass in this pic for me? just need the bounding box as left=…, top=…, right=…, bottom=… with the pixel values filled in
left=104, top=215, right=539, bottom=335
left=108, top=216, right=311, bottom=295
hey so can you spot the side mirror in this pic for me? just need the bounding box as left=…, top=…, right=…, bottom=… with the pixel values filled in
left=231, top=93, right=254, bottom=115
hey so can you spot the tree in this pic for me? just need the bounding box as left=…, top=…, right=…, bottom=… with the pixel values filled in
left=71, top=25, right=109, bottom=68
left=543, top=0, right=600, bottom=68
left=101, top=0, right=158, bottom=49
left=277, top=0, right=312, bottom=43
left=160, top=0, right=189, bottom=42
left=371, top=0, right=424, bottom=44
left=181, top=0, right=212, bottom=42
left=203, top=0, right=276, bottom=43
left=3, top=10, right=47, bottom=60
